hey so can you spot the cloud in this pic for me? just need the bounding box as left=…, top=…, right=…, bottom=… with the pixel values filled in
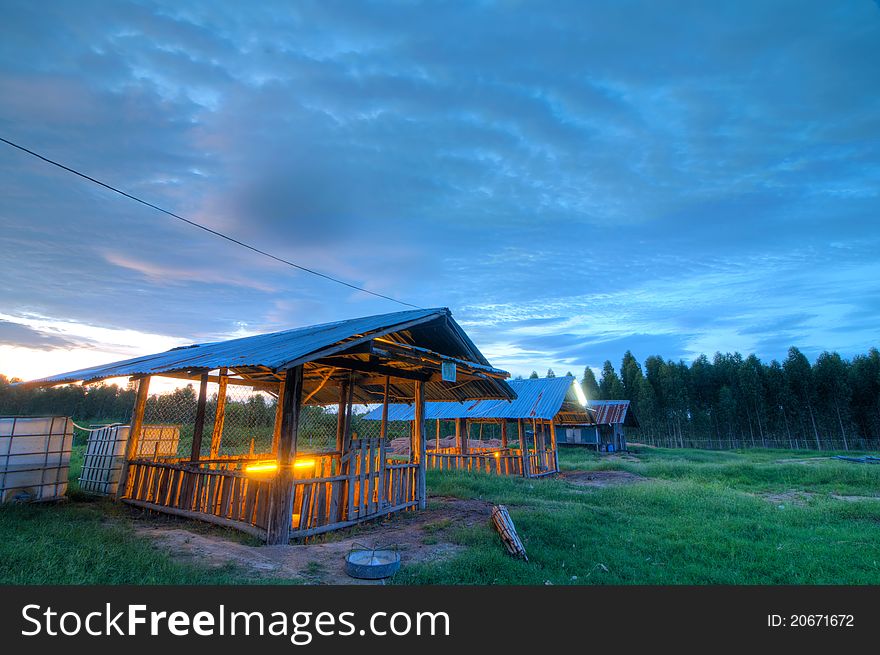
left=0, top=321, right=82, bottom=350
left=0, top=0, right=878, bottom=379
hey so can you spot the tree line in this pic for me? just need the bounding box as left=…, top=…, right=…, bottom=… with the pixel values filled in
left=0, top=374, right=391, bottom=451
left=5, top=344, right=880, bottom=452
left=0, top=374, right=138, bottom=424
left=575, top=347, right=880, bottom=451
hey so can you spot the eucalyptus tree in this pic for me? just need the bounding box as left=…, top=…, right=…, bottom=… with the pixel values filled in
left=783, top=347, right=821, bottom=450
left=581, top=366, right=600, bottom=402
left=598, top=360, right=625, bottom=400
left=814, top=351, right=852, bottom=449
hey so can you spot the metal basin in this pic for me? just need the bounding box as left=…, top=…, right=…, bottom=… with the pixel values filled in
left=345, top=548, right=401, bottom=580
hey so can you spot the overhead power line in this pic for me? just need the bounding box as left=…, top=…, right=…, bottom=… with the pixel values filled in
left=0, top=136, right=421, bottom=309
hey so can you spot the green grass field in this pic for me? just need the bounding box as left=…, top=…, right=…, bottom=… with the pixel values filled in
left=1, top=446, right=879, bottom=584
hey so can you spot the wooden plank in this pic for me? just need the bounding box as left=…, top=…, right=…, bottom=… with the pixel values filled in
left=300, top=482, right=313, bottom=530
left=288, top=499, right=420, bottom=540
left=123, top=498, right=268, bottom=540
left=219, top=475, right=232, bottom=518
left=328, top=478, right=340, bottom=523
left=255, top=483, right=270, bottom=528
left=518, top=420, right=530, bottom=478
left=365, top=440, right=375, bottom=515
left=345, top=448, right=356, bottom=521
left=359, top=439, right=369, bottom=516
left=314, top=481, right=327, bottom=526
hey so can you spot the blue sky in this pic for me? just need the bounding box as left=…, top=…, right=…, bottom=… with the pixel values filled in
left=0, top=0, right=878, bottom=380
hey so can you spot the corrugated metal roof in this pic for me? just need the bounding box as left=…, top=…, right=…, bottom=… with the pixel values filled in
left=28, top=307, right=508, bottom=387
left=585, top=400, right=640, bottom=427
left=362, top=376, right=584, bottom=422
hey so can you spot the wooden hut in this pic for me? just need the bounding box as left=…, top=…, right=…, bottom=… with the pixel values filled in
left=362, top=376, right=592, bottom=478
left=558, top=400, right=639, bottom=452
left=26, top=308, right=513, bottom=543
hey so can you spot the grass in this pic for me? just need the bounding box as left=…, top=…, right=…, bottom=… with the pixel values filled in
left=394, top=447, right=880, bottom=585
left=0, top=445, right=285, bottom=584
left=1, top=444, right=879, bottom=584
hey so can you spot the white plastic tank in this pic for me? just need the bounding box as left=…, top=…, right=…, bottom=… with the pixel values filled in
left=0, top=416, right=73, bottom=503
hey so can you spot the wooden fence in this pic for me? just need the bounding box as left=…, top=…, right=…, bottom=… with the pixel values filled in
left=526, top=449, right=558, bottom=476
left=121, top=438, right=418, bottom=541
left=425, top=446, right=557, bottom=477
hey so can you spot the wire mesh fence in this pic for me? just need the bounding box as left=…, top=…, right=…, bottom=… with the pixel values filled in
left=139, top=377, right=384, bottom=459
left=636, top=432, right=880, bottom=451
left=142, top=381, right=217, bottom=459
left=136, top=377, right=548, bottom=461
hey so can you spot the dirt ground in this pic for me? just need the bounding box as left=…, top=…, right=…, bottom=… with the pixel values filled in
left=561, top=470, right=646, bottom=487
left=133, top=496, right=493, bottom=584
left=758, top=490, right=815, bottom=507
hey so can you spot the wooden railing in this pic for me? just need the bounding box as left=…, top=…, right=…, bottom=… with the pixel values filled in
left=122, top=438, right=419, bottom=541
left=426, top=449, right=524, bottom=476
left=123, top=459, right=272, bottom=539
left=526, top=448, right=558, bottom=476
left=425, top=447, right=558, bottom=478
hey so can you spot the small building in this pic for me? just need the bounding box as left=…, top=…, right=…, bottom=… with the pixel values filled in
left=558, top=400, right=639, bottom=452
left=363, top=376, right=592, bottom=477
left=25, top=308, right=514, bottom=543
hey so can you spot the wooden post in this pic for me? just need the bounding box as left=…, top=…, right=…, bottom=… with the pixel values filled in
left=209, top=368, right=228, bottom=459
left=378, top=376, right=389, bottom=510
left=535, top=419, right=546, bottom=470
left=115, top=376, right=150, bottom=499
left=189, top=372, right=210, bottom=462
left=518, top=419, right=530, bottom=478
left=271, top=376, right=285, bottom=456
left=549, top=421, right=559, bottom=473
left=413, top=380, right=427, bottom=510
left=501, top=420, right=508, bottom=448
left=342, top=377, right=354, bottom=453
left=336, top=378, right=350, bottom=453
left=435, top=418, right=441, bottom=450
left=456, top=418, right=469, bottom=455
left=337, top=377, right=356, bottom=522
left=266, top=366, right=303, bottom=545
